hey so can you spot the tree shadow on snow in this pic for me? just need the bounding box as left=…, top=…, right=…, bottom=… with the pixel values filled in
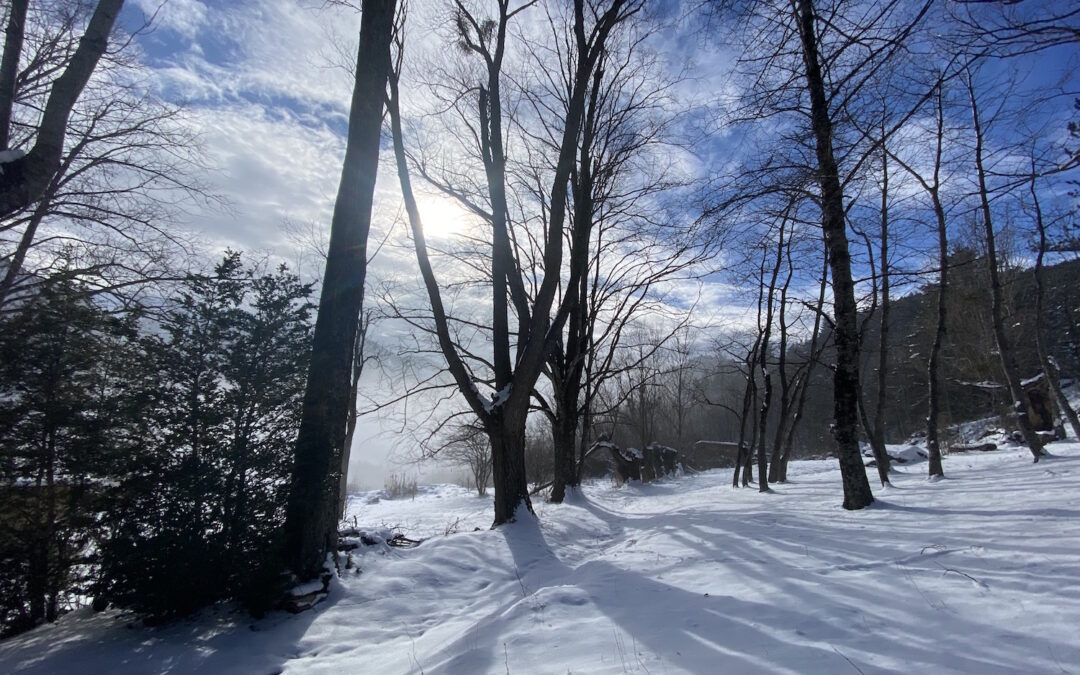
left=0, top=594, right=335, bottom=675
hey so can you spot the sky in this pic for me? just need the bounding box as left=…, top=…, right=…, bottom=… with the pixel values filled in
left=108, top=0, right=750, bottom=486
left=105, top=0, right=1079, bottom=486
left=116, top=0, right=440, bottom=483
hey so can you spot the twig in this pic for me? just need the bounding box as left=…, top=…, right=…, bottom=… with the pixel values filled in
left=832, top=646, right=867, bottom=675
left=514, top=567, right=528, bottom=598
left=939, top=565, right=989, bottom=589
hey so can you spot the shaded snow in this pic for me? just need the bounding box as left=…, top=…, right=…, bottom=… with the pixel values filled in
left=3, top=444, right=1080, bottom=674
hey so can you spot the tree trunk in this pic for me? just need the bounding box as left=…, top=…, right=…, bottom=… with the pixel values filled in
left=735, top=301, right=762, bottom=488
left=779, top=242, right=829, bottom=482
left=338, top=312, right=370, bottom=519
left=550, top=121, right=593, bottom=502
left=0, top=193, right=48, bottom=306
left=795, top=0, right=874, bottom=509
left=488, top=401, right=533, bottom=524
left=768, top=224, right=794, bottom=483
left=869, top=135, right=892, bottom=486
left=967, top=73, right=1044, bottom=462
left=757, top=218, right=787, bottom=493
left=550, top=401, right=578, bottom=503
left=0, top=0, right=28, bottom=151
left=925, top=182, right=948, bottom=478
left=283, top=0, right=395, bottom=581
left=733, top=375, right=751, bottom=487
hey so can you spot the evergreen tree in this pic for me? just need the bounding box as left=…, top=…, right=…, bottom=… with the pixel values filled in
left=0, top=277, right=141, bottom=635
left=100, top=253, right=314, bottom=620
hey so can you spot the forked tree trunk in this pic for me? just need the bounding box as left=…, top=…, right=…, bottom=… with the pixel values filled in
left=795, top=0, right=874, bottom=509
left=391, top=0, right=635, bottom=525
left=736, top=272, right=765, bottom=488
left=757, top=218, right=787, bottom=493
left=283, top=0, right=395, bottom=581
left=967, top=73, right=1044, bottom=462
left=550, top=71, right=598, bottom=502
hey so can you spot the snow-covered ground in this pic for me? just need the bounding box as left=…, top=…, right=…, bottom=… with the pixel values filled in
left=3, top=442, right=1080, bottom=674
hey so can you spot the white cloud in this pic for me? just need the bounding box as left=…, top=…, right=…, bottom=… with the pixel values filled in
left=133, top=0, right=209, bottom=40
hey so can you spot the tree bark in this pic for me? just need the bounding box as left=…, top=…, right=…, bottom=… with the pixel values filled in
left=757, top=217, right=787, bottom=493
left=283, top=0, right=395, bottom=581
left=925, top=178, right=949, bottom=478
left=778, top=242, right=829, bottom=482
left=0, top=0, right=29, bottom=151
left=869, top=135, right=892, bottom=486
left=967, top=72, right=1044, bottom=462
left=794, top=0, right=874, bottom=509
left=768, top=221, right=794, bottom=483
left=0, top=0, right=124, bottom=219
left=0, top=192, right=48, bottom=306
left=338, top=311, right=371, bottom=519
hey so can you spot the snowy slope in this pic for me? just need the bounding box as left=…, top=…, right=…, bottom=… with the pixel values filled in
left=3, top=443, right=1080, bottom=674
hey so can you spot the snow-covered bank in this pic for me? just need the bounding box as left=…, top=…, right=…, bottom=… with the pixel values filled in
left=3, top=443, right=1080, bottom=674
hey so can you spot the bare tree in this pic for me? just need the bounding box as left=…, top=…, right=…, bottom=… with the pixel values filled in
left=792, top=0, right=877, bottom=508
left=0, top=0, right=124, bottom=218
left=0, top=68, right=204, bottom=309
left=754, top=210, right=790, bottom=493
left=884, top=79, right=953, bottom=478
left=964, top=68, right=1045, bottom=461
left=387, top=0, right=643, bottom=525
left=1028, top=158, right=1080, bottom=440
left=443, top=423, right=493, bottom=495
left=532, top=29, right=705, bottom=501
left=775, top=240, right=829, bottom=482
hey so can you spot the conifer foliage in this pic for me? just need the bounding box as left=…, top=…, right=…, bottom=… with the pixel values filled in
left=0, top=253, right=314, bottom=633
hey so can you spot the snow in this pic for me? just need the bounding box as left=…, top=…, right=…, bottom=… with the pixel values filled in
left=3, top=443, right=1080, bottom=674
left=483, top=384, right=512, bottom=413
left=0, top=149, right=25, bottom=164
left=1020, top=373, right=1046, bottom=387
left=862, top=443, right=929, bottom=464
left=0, top=148, right=25, bottom=175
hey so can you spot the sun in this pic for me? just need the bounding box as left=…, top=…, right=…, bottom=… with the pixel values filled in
left=418, top=195, right=475, bottom=240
